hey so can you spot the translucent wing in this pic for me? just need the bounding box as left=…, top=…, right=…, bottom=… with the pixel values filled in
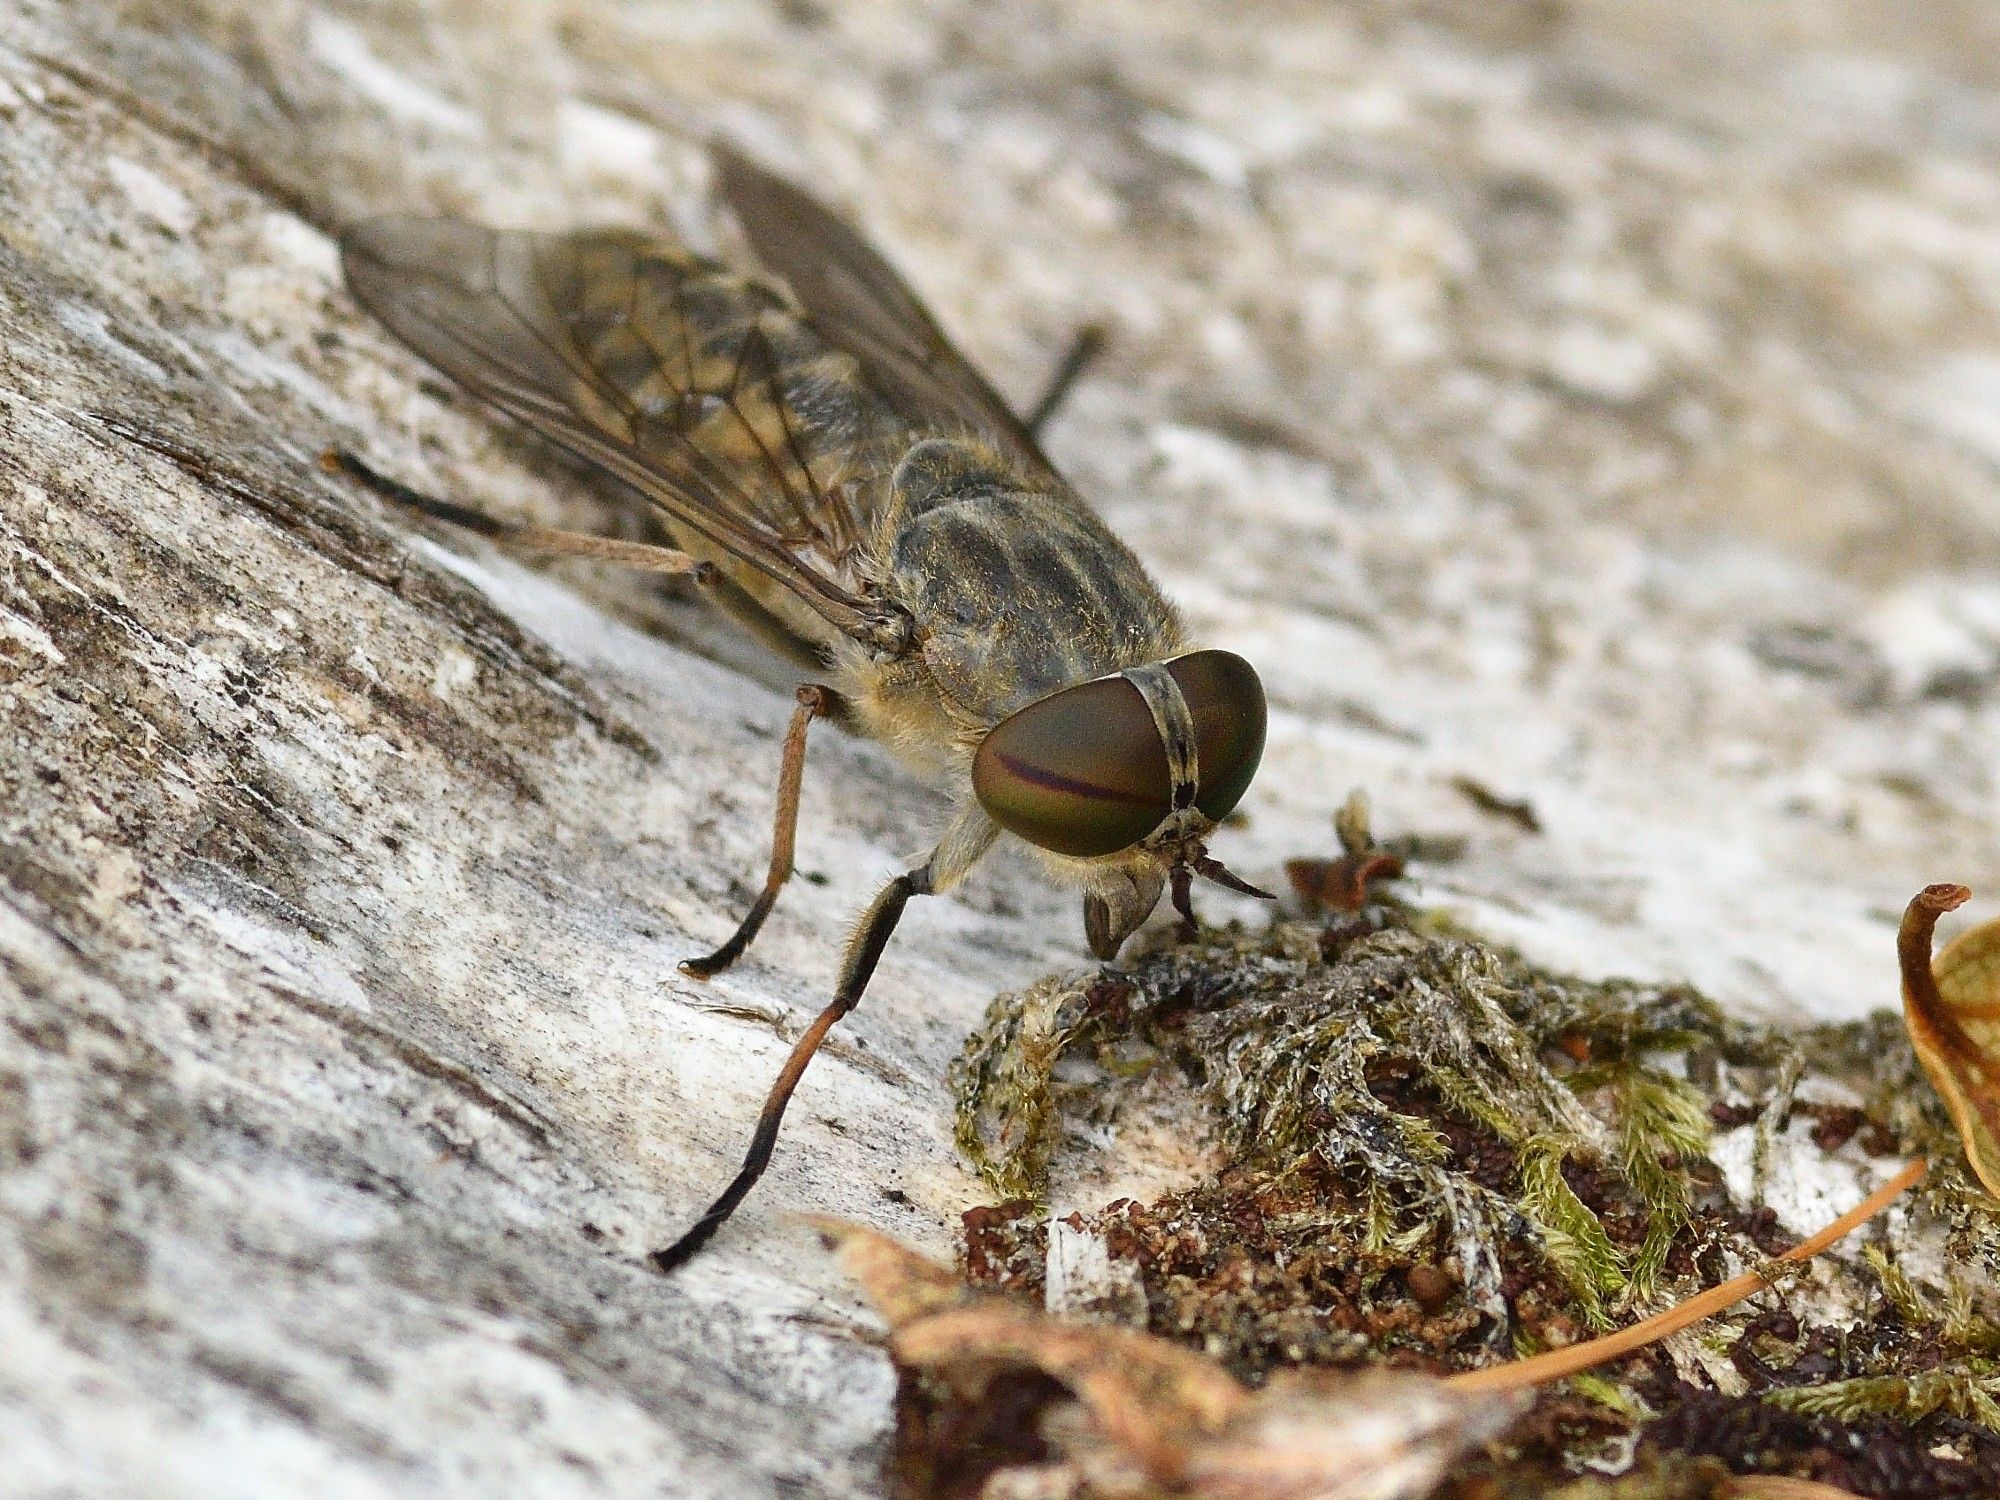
left=713, top=144, right=1062, bottom=485
left=341, top=217, right=906, bottom=648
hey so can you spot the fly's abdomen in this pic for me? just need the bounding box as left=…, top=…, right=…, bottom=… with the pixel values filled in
left=557, top=236, right=907, bottom=557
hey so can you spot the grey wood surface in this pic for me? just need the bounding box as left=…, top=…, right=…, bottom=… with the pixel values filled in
left=4, top=2, right=1999, bottom=1494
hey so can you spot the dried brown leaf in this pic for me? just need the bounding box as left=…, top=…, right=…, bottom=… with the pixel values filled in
left=806, top=1213, right=978, bottom=1327
left=1722, top=1478, right=1869, bottom=1500
left=1183, top=1369, right=1518, bottom=1500
left=1284, top=852, right=1405, bottom=913
left=1286, top=789, right=1406, bottom=913
left=1899, top=883, right=2000, bottom=1196
left=894, top=1303, right=1245, bottom=1481
left=819, top=1221, right=1517, bottom=1499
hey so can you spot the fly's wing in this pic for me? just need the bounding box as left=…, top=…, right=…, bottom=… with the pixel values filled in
left=713, top=145, right=1063, bottom=486
left=341, top=217, right=898, bottom=647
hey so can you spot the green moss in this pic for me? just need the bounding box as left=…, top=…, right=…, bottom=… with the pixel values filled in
left=1864, top=1244, right=1934, bottom=1327
left=950, top=916, right=1791, bottom=1326
left=949, top=972, right=1111, bottom=1202
left=1764, top=1368, right=2000, bottom=1430
left=1566, top=1370, right=1646, bottom=1418
left=947, top=897, right=2000, bottom=1490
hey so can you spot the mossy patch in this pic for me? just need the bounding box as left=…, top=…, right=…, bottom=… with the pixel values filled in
left=942, top=897, right=2000, bottom=1496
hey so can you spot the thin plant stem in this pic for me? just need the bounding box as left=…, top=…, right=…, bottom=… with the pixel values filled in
left=1447, top=1158, right=1928, bottom=1395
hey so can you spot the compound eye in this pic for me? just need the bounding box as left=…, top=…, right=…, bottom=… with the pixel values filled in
left=973, top=676, right=1173, bottom=857
left=1166, top=650, right=1266, bottom=824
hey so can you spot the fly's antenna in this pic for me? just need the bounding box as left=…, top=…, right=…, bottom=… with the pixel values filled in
left=1168, top=846, right=1275, bottom=944
left=1193, top=852, right=1273, bottom=900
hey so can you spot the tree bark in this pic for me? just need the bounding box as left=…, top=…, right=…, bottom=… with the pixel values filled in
left=4, top=2, right=2000, bottom=1494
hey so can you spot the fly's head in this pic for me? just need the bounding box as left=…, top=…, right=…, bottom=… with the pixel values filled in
left=970, top=649, right=1270, bottom=960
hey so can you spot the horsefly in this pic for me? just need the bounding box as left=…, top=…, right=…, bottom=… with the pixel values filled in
left=330, top=144, right=1270, bottom=1270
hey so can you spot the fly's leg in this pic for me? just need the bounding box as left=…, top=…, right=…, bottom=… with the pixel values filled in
left=1169, top=859, right=1199, bottom=944
left=650, top=858, right=934, bottom=1273
left=333, top=448, right=831, bottom=980
left=324, top=449, right=714, bottom=580
left=1024, top=323, right=1108, bottom=438
left=680, top=684, right=831, bottom=980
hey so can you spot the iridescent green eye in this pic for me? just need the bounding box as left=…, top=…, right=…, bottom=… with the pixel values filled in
left=972, top=651, right=1267, bottom=858
left=1167, top=650, right=1266, bottom=824
left=972, top=676, right=1173, bottom=857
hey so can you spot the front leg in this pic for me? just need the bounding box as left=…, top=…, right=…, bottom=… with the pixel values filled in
left=681, top=683, right=833, bottom=980
left=324, top=448, right=713, bottom=579
left=651, top=859, right=934, bottom=1273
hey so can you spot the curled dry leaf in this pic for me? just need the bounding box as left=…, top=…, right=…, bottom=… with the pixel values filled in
left=817, top=1220, right=1520, bottom=1500
left=1171, top=1371, right=1513, bottom=1500
left=891, top=1303, right=1243, bottom=1480
left=1286, top=789, right=1405, bottom=914
left=1284, top=852, right=1405, bottom=914
left=818, top=1211, right=980, bottom=1327
left=1898, top=883, right=2000, bottom=1196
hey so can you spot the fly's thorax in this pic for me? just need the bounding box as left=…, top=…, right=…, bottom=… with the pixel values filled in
left=881, top=437, right=1185, bottom=728
left=827, top=632, right=973, bottom=784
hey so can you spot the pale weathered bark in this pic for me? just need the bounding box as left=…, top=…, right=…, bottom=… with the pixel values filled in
left=4, top=2, right=2000, bottom=1495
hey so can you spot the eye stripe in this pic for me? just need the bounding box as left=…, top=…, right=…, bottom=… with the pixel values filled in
left=994, top=752, right=1164, bottom=806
